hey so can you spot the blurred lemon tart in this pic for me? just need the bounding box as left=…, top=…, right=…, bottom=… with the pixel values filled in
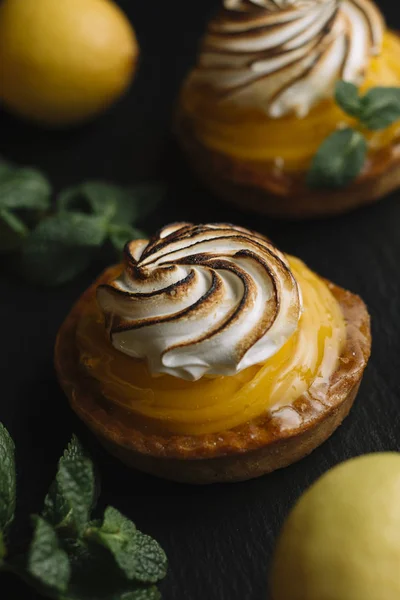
left=176, top=0, right=400, bottom=217
left=55, top=223, right=371, bottom=482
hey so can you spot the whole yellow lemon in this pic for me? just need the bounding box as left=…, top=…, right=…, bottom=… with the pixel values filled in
left=270, top=453, right=400, bottom=600
left=0, top=0, right=138, bottom=126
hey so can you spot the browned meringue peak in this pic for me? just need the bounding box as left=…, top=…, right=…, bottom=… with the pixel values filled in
left=96, top=223, right=301, bottom=381
left=184, top=0, right=384, bottom=118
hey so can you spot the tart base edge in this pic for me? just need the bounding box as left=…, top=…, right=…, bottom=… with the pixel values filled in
left=97, top=380, right=360, bottom=484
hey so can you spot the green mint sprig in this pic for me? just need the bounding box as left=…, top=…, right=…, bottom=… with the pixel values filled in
left=0, top=162, right=165, bottom=285
left=0, top=426, right=167, bottom=600
left=307, top=81, right=400, bottom=189
left=335, top=81, right=400, bottom=130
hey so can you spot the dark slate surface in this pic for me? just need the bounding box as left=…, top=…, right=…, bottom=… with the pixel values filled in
left=0, top=1, right=399, bottom=599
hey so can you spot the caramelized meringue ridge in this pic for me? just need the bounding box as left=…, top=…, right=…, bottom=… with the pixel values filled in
left=97, top=223, right=301, bottom=380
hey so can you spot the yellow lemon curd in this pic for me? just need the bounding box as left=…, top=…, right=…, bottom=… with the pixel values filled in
left=181, top=32, right=400, bottom=171
left=76, top=258, right=346, bottom=436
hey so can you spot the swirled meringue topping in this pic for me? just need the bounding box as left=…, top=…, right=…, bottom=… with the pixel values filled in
left=185, top=0, right=384, bottom=117
left=97, top=223, right=301, bottom=381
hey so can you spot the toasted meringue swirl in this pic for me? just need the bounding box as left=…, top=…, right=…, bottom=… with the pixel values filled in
left=97, top=223, right=301, bottom=381
left=186, top=0, right=384, bottom=117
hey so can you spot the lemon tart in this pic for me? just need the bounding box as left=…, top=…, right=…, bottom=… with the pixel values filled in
left=55, top=223, right=371, bottom=483
left=176, top=0, right=400, bottom=217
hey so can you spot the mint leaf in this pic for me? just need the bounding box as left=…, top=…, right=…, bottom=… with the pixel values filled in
left=335, top=81, right=362, bottom=118
left=0, top=208, right=29, bottom=253
left=43, top=435, right=97, bottom=531
left=109, top=224, right=146, bottom=254
left=360, top=87, right=400, bottom=130
left=43, top=456, right=95, bottom=536
left=307, top=128, right=367, bottom=189
left=57, top=458, right=95, bottom=535
left=57, top=180, right=165, bottom=225
left=20, top=212, right=108, bottom=285
left=0, top=423, right=16, bottom=532
left=44, top=437, right=97, bottom=535
left=58, top=183, right=118, bottom=222
left=28, top=516, right=70, bottom=593
left=130, top=532, right=167, bottom=585
left=86, top=507, right=167, bottom=584
left=0, top=167, right=51, bottom=211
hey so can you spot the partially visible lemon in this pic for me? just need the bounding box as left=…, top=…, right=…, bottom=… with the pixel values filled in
left=270, top=453, right=400, bottom=600
left=0, top=0, right=138, bottom=126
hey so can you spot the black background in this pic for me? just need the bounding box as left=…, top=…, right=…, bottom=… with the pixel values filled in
left=1, top=1, right=400, bottom=599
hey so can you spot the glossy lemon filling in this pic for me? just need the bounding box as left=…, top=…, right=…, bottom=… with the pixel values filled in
left=181, top=32, right=400, bottom=171
left=76, top=258, right=346, bottom=436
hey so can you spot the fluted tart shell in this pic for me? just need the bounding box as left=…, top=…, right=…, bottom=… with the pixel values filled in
left=176, top=111, right=400, bottom=219
left=55, top=266, right=371, bottom=484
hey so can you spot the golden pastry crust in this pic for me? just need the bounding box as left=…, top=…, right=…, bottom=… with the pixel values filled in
left=55, top=266, right=371, bottom=484
left=175, top=110, right=400, bottom=219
